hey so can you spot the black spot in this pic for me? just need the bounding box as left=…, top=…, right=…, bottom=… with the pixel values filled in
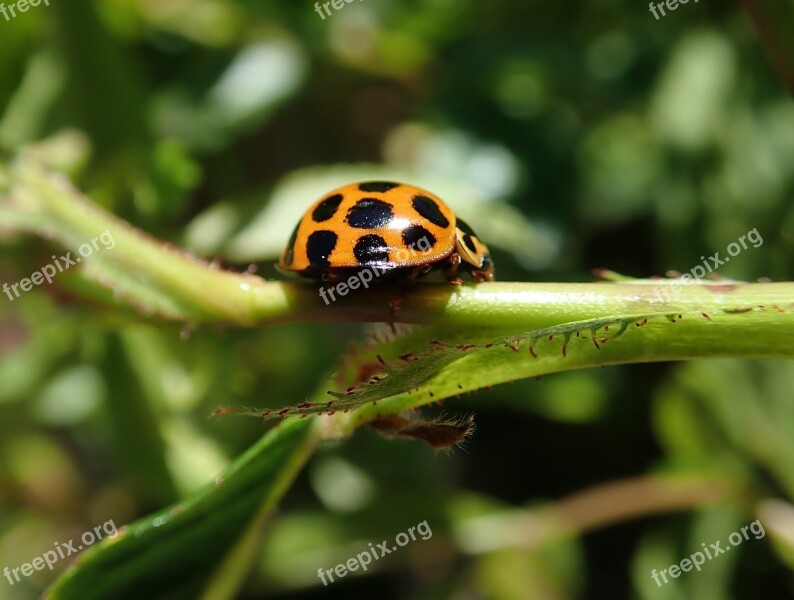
left=306, top=230, right=338, bottom=269
left=283, top=223, right=299, bottom=265
left=354, top=234, right=390, bottom=265
left=346, top=198, right=394, bottom=229
left=463, top=234, right=477, bottom=254
left=402, top=225, right=436, bottom=251
left=312, top=194, right=343, bottom=222
left=412, top=195, right=449, bottom=228
left=481, top=254, right=492, bottom=268
left=358, top=181, right=400, bottom=193
left=456, top=218, right=476, bottom=236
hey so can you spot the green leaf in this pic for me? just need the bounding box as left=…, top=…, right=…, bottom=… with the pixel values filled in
left=46, top=418, right=318, bottom=600
left=218, top=308, right=794, bottom=430
left=99, top=333, right=179, bottom=508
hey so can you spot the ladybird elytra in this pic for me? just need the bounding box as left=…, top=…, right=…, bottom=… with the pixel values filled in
left=279, top=181, right=494, bottom=283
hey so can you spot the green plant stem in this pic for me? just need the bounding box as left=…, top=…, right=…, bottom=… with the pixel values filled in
left=3, top=159, right=793, bottom=331
left=6, top=160, right=268, bottom=325
left=273, top=280, right=792, bottom=330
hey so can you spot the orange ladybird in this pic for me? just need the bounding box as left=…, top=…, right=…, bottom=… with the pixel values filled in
left=279, top=181, right=494, bottom=284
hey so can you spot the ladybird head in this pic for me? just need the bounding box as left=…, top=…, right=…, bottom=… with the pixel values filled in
left=454, top=218, right=494, bottom=282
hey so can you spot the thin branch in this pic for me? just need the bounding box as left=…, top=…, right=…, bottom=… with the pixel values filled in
left=454, top=474, right=734, bottom=554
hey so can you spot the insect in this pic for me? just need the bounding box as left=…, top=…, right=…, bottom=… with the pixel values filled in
left=279, top=181, right=494, bottom=284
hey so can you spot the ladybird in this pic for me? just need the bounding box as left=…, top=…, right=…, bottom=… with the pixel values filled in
left=279, top=181, right=494, bottom=284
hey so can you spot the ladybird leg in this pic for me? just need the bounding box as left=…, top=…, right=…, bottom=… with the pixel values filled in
left=387, top=295, right=402, bottom=324
left=321, top=269, right=342, bottom=283
left=404, top=264, right=433, bottom=284
left=443, top=253, right=463, bottom=286
left=386, top=266, right=429, bottom=331
left=317, top=280, right=337, bottom=307
left=472, top=269, right=494, bottom=283
left=387, top=293, right=408, bottom=334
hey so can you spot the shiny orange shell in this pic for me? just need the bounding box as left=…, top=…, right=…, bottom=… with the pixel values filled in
left=279, top=181, right=457, bottom=274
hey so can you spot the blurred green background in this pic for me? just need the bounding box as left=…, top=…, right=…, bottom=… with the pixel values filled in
left=1, top=0, right=793, bottom=598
